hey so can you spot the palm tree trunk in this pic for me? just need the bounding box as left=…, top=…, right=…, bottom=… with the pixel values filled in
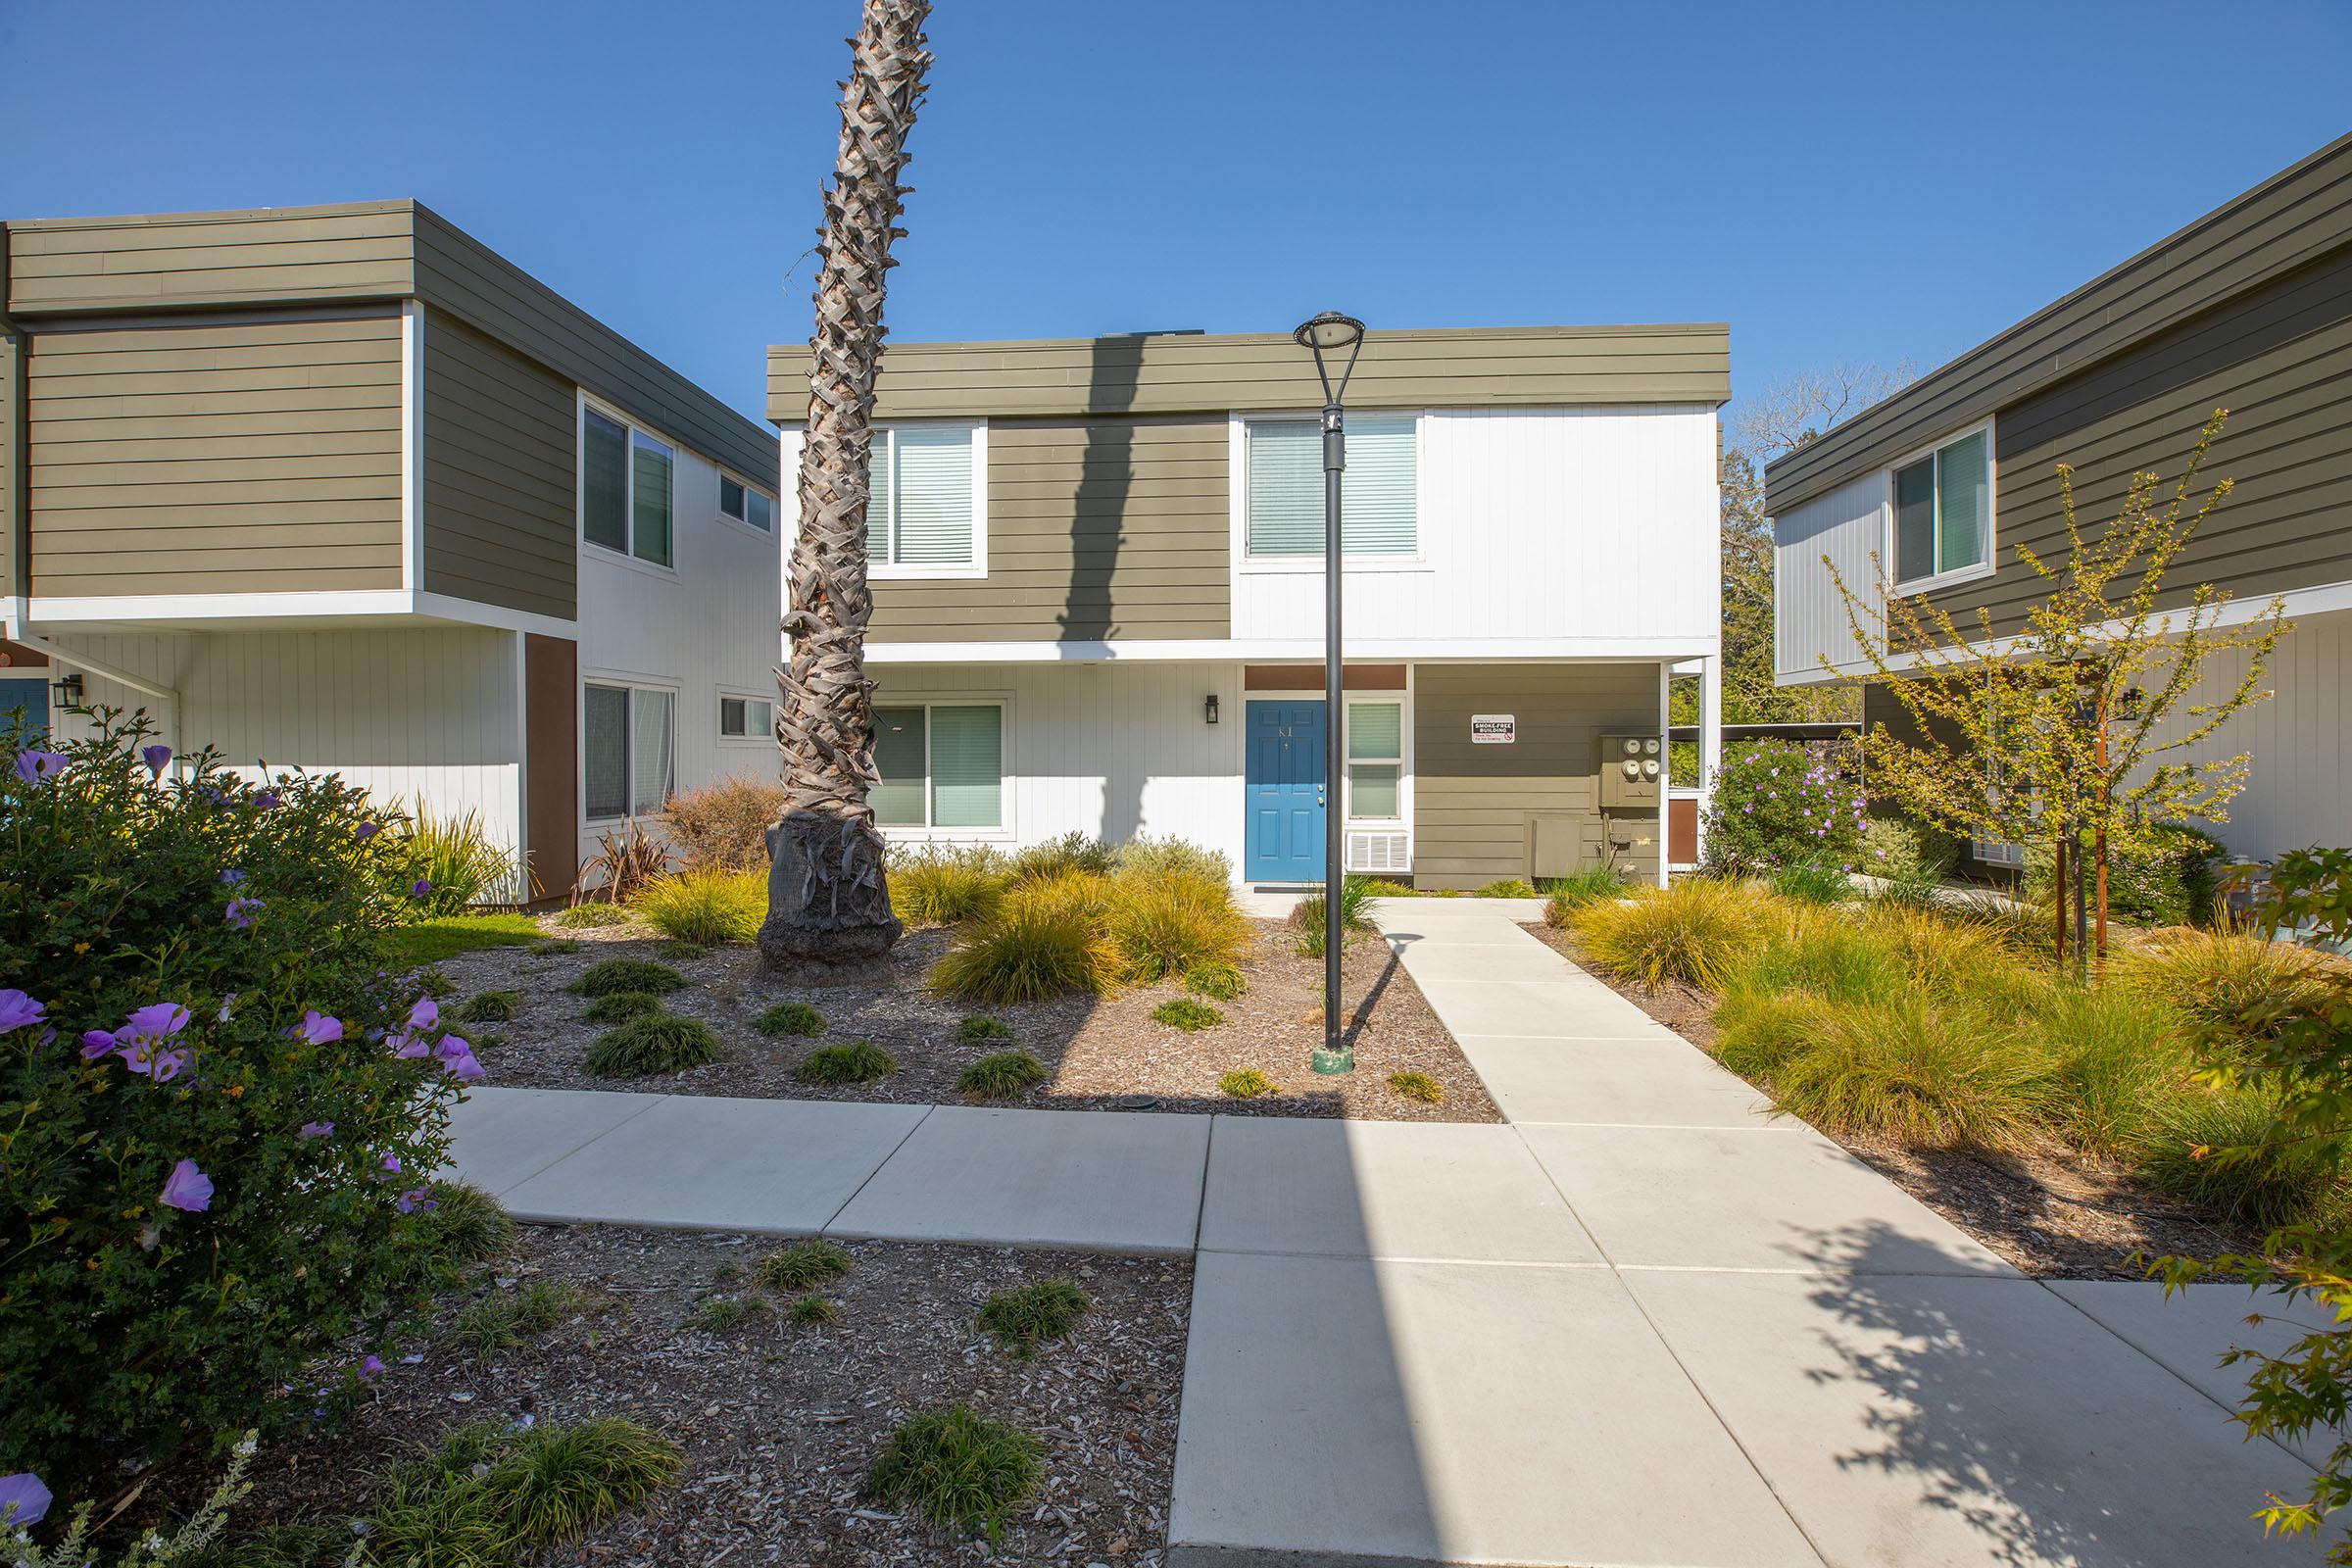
left=760, top=0, right=931, bottom=971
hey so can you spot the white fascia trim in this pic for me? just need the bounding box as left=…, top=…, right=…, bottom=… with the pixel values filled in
left=26, top=589, right=577, bottom=639
left=413, top=592, right=577, bottom=640
left=400, top=301, right=424, bottom=594
left=866, top=636, right=1721, bottom=664
left=1774, top=576, right=2352, bottom=686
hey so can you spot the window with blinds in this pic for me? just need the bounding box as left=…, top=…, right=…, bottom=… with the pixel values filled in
left=870, top=702, right=1004, bottom=829
left=1246, top=415, right=1417, bottom=558
left=871, top=424, right=978, bottom=569
left=581, top=404, right=677, bottom=567
left=1892, top=426, right=1992, bottom=586
left=584, top=683, right=675, bottom=822
left=1348, top=700, right=1403, bottom=820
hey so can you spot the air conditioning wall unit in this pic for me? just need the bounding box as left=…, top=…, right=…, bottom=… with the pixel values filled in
left=1346, top=830, right=1410, bottom=874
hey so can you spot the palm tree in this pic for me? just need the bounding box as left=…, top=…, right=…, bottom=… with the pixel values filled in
left=760, top=0, right=932, bottom=970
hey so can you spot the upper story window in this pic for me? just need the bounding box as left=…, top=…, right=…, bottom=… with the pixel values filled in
left=1891, top=425, right=1991, bottom=589
left=870, top=422, right=985, bottom=577
left=1245, top=414, right=1417, bottom=560
left=583, top=405, right=675, bottom=567
left=720, top=474, right=776, bottom=533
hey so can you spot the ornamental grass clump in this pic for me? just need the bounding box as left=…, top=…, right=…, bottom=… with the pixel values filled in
left=1542, top=863, right=1632, bottom=925
left=959, top=1050, right=1048, bottom=1101
left=1767, top=992, right=2050, bottom=1151
left=758, top=1239, right=854, bottom=1292
left=1006, top=831, right=1117, bottom=885
left=582, top=990, right=662, bottom=1024
left=1219, top=1067, right=1279, bottom=1100
left=930, top=871, right=1120, bottom=1004
left=1106, top=866, right=1250, bottom=982
left=1152, top=997, right=1223, bottom=1032
left=891, top=843, right=1010, bottom=926
left=424, top=1182, right=515, bottom=1264
left=585, top=1015, right=724, bottom=1077
left=759, top=1001, right=826, bottom=1037
left=0, top=713, right=468, bottom=1500
left=1293, top=875, right=1379, bottom=957
left=865, top=1405, right=1045, bottom=1543
left=633, top=869, right=764, bottom=946
left=569, top=958, right=686, bottom=998
left=1388, top=1070, right=1444, bottom=1103
left=554, top=902, right=628, bottom=929
left=2111, top=924, right=2333, bottom=1054
left=796, top=1039, right=897, bottom=1085
left=1183, top=959, right=1246, bottom=1001
left=1571, top=877, right=1769, bottom=991
left=368, top=1418, right=681, bottom=1565
left=459, top=989, right=521, bottom=1022
left=1475, top=878, right=1540, bottom=899
left=956, top=1013, right=1014, bottom=1044
left=977, top=1278, right=1093, bottom=1358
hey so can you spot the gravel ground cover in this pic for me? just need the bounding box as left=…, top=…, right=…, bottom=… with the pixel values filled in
left=225, top=1224, right=1191, bottom=1566
left=438, top=916, right=1499, bottom=1122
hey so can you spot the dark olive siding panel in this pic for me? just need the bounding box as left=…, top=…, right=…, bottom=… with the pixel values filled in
left=1, top=318, right=20, bottom=600
left=27, top=313, right=405, bottom=596
left=868, top=415, right=1231, bottom=642
left=1769, top=133, right=2352, bottom=515
left=1412, top=663, right=1662, bottom=890
left=5, top=204, right=416, bottom=315
left=768, top=323, right=1731, bottom=423
left=410, top=207, right=776, bottom=484
left=421, top=307, right=575, bottom=619
left=1920, top=246, right=2352, bottom=636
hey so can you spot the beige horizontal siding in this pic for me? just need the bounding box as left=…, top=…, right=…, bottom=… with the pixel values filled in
left=869, top=415, right=1231, bottom=642
left=420, top=307, right=575, bottom=619
left=27, top=313, right=404, bottom=596
left=6, top=204, right=416, bottom=315
left=1412, top=663, right=1662, bottom=890
left=769, top=323, right=1731, bottom=422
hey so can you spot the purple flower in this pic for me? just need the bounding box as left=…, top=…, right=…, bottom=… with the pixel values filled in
left=380, top=1152, right=403, bottom=1176
left=407, top=998, right=439, bottom=1031
left=291, top=1010, right=344, bottom=1046
left=391, top=1034, right=431, bottom=1059
left=354, top=820, right=380, bottom=841
left=225, top=896, right=263, bottom=930
left=0, top=990, right=44, bottom=1035
left=299, top=1120, right=334, bottom=1140
left=0, top=1472, right=51, bottom=1528
left=80, top=1028, right=121, bottom=1060
left=442, top=1049, right=484, bottom=1083
left=159, top=1158, right=214, bottom=1212
left=410, top=878, right=432, bottom=900
left=436, top=1034, right=472, bottom=1062
left=394, top=1186, right=435, bottom=1214
left=141, top=744, right=172, bottom=778
left=124, top=1003, right=190, bottom=1040
left=149, top=1049, right=188, bottom=1084
left=13, top=748, right=68, bottom=785
left=219, top=867, right=247, bottom=886
left=358, top=1354, right=384, bottom=1381
left=257, top=790, right=281, bottom=810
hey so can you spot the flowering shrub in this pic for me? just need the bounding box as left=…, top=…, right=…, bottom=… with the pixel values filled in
left=1700, top=739, right=1867, bottom=875
left=0, top=713, right=475, bottom=1504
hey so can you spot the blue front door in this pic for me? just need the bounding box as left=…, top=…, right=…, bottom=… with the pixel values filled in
left=0, top=677, right=48, bottom=740
left=1245, top=699, right=1326, bottom=882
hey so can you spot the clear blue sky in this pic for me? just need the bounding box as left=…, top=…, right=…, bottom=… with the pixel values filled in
left=4, top=1, right=2346, bottom=434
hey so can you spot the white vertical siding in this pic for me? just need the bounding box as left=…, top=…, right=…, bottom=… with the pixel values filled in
left=1774, top=470, right=1888, bottom=682
left=1230, top=405, right=1719, bottom=649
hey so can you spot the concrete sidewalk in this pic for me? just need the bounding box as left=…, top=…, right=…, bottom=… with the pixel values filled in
left=444, top=898, right=2327, bottom=1566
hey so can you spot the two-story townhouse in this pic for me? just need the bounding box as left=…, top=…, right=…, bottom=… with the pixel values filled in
left=1767, top=133, right=2352, bottom=867
left=0, top=201, right=783, bottom=900
left=766, top=325, right=1728, bottom=890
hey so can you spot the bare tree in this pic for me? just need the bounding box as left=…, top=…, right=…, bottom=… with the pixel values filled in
left=1733, top=361, right=1915, bottom=463
left=760, top=0, right=932, bottom=971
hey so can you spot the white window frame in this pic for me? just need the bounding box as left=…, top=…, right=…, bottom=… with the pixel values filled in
left=868, top=693, right=1014, bottom=841
left=577, top=393, right=681, bottom=578
left=1229, top=410, right=1429, bottom=574
left=867, top=419, right=989, bottom=581
left=581, top=676, right=679, bottom=825
left=716, top=470, right=778, bottom=539
left=1886, top=418, right=1997, bottom=596
left=716, top=689, right=776, bottom=747
left=1343, top=692, right=1411, bottom=827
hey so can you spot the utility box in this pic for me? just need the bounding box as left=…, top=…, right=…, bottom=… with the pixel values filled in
left=1598, top=733, right=1664, bottom=810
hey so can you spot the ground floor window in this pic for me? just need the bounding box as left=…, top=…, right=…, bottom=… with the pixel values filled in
left=718, top=693, right=774, bottom=742
left=872, top=702, right=1004, bottom=829
left=1346, top=699, right=1403, bottom=820
left=585, top=682, right=675, bottom=821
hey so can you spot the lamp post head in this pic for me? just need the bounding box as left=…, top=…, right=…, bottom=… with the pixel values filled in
left=1293, top=312, right=1366, bottom=408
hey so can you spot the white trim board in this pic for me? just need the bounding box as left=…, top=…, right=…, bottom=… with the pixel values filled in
left=25, top=590, right=578, bottom=641
left=868, top=637, right=1721, bottom=664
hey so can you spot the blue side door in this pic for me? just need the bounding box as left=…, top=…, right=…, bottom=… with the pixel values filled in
left=0, top=677, right=48, bottom=741
left=1245, top=699, right=1326, bottom=883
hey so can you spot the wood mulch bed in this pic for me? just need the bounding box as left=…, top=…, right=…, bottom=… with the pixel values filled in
left=437, top=916, right=1499, bottom=1123
left=223, top=1225, right=1191, bottom=1566
left=1519, top=917, right=2260, bottom=1280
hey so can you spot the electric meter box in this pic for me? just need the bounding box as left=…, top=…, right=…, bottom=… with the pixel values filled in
left=1598, top=733, right=1664, bottom=809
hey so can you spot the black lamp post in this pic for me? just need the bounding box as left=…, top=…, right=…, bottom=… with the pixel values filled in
left=1295, top=311, right=1365, bottom=1076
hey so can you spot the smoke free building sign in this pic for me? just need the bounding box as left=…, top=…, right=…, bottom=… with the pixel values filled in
left=1470, top=713, right=1515, bottom=745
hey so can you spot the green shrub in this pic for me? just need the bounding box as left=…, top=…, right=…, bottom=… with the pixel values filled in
left=568, top=958, right=686, bottom=997
left=0, top=713, right=465, bottom=1497
left=2140, top=1088, right=2348, bottom=1228
left=1700, top=739, right=1868, bottom=876
left=1861, top=813, right=1960, bottom=882
left=1007, top=831, right=1117, bottom=885
left=1709, top=986, right=1827, bottom=1082
left=758, top=1239, right=854, bottom=1292
left=1475, top=878, right=1540, bottom=899
left=585, top=1015, right=724, bottom=1076
left=930, top=872, right=1119, bottom=1004
left=1114, top=835, right=1232, bottom=885
left=1768, top=861, right=1852, bottom=906
left=1107, top=866, right=1249, bottom=982
left=2034, top=985, right=2197, bottom=1161
left=555, top=901, right=629, bottom=929
left=583, top=990, right=663, bottom=1024
left=1769, top=994, right=2049, bottom=1151
left=797, top=1039, right=897, bottom=1085
left=2112, top=925, right=2331, bottom=1053
left=1183, top=959, right=1247, bottom=1001
left=976, top=1279, right=1093, bottom=1358
left=368, top=1418, right=680, bottom=1565
left=759, top=1001, right=826, bottom=1037
left=1857, top=903, right=2027, bottom=999
left=424, top=1182, right=515, bottom=1264
left=528, top=937, right=583, bottom=956
left=384, top=802, right=522, bottom=913
left=657, top=940, right=706, bottom=961
left=1152, top=997, right=1223, bottom=1032
left=891, top=843, right=1010, bottom=926
left=1732, top=904, right=1903, bottom=1005
left=1219, top=1067, right=1278, bottom=1100
left=956, top=1013, right=1014, bottom=1044
left=1293, top=875, right=1379, bottom=957
left=1542, top=864, right=1633, bottom=925
left=2025, top=822, right=2228, bottom=927
left=633, top=868, right=764, bottom=946
left=459, top=989, right=521, bottom=1023
left=787, top=1293, right=841, bottom=1327
left=26, top=1436, right=270, bottom=1568
left=959, top=1050, right=1048, bottom=1100
left=865, top=1406, right=1045, bottom=1543
left=1388, top=1070, right=1444, bottom=1103
left=1571, top=878, right=1769, bottom=991
left=661, top=775, right=788, bottom=873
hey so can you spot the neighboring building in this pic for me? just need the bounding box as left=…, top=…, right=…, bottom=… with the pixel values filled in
left=766, top=325, right=1728, bottom=889
left=1768, top=133, right=2352, bottom=866
left=0, top=201, right=781, bottom=900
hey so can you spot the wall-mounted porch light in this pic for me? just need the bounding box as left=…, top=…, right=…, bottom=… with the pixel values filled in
left=1204, top=694, right=1220, bottom=725
left=50, top=671, right=83, bottom=708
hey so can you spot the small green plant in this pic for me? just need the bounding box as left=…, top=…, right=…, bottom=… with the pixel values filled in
left=424, top=1182, right=515, bottom=1263
left=368, top=1418, right=681, bottom=1564
left=1183, top=959, right=1246, bottom=1001
left=389, top=803, right=521, bottom=913
left=555, top=902, right=629, bottom=929
left=512, top=1279, right=589, bottom=1337
left=1114, top=835, right=1233, bottom=884
left=891, top=843, right=1010, bottom=926
left=454, top=1280, right=586, bottom=1361
left=1356, top=877, right=1417, bottom=897
left=529, top=937, right=584, bottom=956
left=414, top=966, right=460, bottom=1000
left=634, top=868, right=765, bottom=946
left=585, top=1015, right=725, bottom=1077
left=458, top=1295, right=521, bottom=1358
left=1542, top=863, right=1633, bottom=925
left=797, top=1039, right=898, bottom=1084
left=976, top=1278, right=1093, bottom=1358
left=1007, top=830, right=1117, bottom=884
left=1769, top=861, right=1853, bottom=906
left=657, top=940, right=706, bottom=961
left=957, top=1013, right=1015, bottom=1045
left=1152, top=997, right=1223, bottom=1032
left=583, top=989, right=663, bottom=1023
left=1387, top=1070, right=1444, bottom=1103
left=459, top=989, right=522, bottom=1023
left=569, top=957, right=686, bottom=997
left=1475, top=877, right=1540, bottom=899
left=1293, top=875, right=1379, bottom=956
left=758, top=1239, right=854, bottom=1292
left=690, top=1294, right=767, bottom=1333
left=865, top=1405, right=1046, bottom=1543
left=16, top=1432, right=264, bottom=1568
left=760, top=1002, right=826, bottom=1037
left=787, top=1293, right=841, bottom=1327
left=959, top=1050, right=1048, bottom=1101
left=1219, top=1067, right=1278, bottom=1100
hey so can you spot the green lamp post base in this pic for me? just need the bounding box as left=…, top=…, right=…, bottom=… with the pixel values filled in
left=1311, top=1045, right=1355, bottom=1076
